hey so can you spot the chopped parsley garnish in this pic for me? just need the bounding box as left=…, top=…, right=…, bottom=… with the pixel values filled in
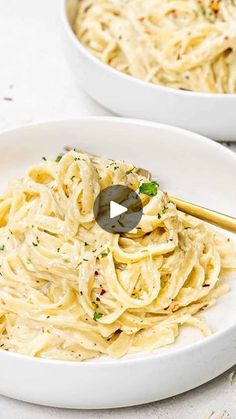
left=126, top=168, right=134, bottom=175
left=93, top=312, right=103, bottom=321
left=101, top=248, right=110, bottom=258
left=32, top=236, right=39, bottom=247
left=139, top=181, right=159, bottom=196
left=63, top=258, right=70, bottom=263
left=118, top=220, right=125, bottom=228
left=55, top=155, right=63, bottom=163
left=84, top=242, right=89, bottom=246
left=0, top=245, right=5, bottom=251
left=42, top=157, right=47, bottom=161
left=114, top=166, right=119, bottom=171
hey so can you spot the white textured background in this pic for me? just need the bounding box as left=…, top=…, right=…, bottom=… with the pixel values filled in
left=0, top=1, right=235, bottom=418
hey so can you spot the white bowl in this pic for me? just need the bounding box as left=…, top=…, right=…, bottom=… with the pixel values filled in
left=0, top=117, right=235, bottom=409
left=61, top=0, right=236, bottom=142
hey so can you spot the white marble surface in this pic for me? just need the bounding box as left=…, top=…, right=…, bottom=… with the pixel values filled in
left=0, top=1, right=235, bottom=418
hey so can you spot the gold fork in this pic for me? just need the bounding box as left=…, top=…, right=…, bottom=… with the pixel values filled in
left=169, top=196, right=236, bottom=233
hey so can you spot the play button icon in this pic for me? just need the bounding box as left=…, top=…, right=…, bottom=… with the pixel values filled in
left=94, top=185, right=143, bottom=234
left=110, top=201, right=128, bottom=219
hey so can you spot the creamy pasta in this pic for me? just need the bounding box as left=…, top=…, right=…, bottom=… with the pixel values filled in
left=75, top=0, right=236, bottom=93
left=0, top=150, right=235, bottom=361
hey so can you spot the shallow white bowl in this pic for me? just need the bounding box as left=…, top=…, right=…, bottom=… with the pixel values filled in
left=0, top=117, right=235, bottom=409
left=61, top=0, right=236, bottom=142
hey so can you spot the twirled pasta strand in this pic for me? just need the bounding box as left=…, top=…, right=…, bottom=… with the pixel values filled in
left=75, top=0, right=236, bottom=93
left=0, top=151, right=235, bottom=361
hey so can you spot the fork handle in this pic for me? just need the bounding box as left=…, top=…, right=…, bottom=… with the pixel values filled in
left=169, top=196, right=236, bottom=234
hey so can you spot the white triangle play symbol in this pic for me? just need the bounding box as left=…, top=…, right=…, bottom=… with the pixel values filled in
left=110, top=201, right=128, bottom=219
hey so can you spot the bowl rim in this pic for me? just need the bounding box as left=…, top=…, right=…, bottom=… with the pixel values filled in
left=0, top=116, right=235, bottom=367
left=61, top=0, right=236, bottom=100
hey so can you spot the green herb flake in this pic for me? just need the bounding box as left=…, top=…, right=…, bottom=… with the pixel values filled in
left=101, top=248, right=110, bottom=258
left=76, top=262, right=82, bottom=269
left=139, top=181, right=159, bottom=197
left=93, top=312, right=103, bottom=321
left=126, top=168, right=134, bottom=175
left=0, top=245, right=5, bottom=251
left=118, top=220, right=125, bottom=228
left=42, top=157, right=47, bottom=161
left=55, top=155, right=63, bottom=163
left=32, top=236, right=39, bottom=247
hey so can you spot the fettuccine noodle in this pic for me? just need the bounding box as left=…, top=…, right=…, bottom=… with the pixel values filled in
left=0, top=150, right=235, bottom=361
left=74, top=0, right=236, bottom=93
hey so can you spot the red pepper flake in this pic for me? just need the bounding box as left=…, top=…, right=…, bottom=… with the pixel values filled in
left=3, top=97, right=13, bottom=101
left=100, top=289, right=106, bottom=296
left=96, top=297, right=100, bottom=302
